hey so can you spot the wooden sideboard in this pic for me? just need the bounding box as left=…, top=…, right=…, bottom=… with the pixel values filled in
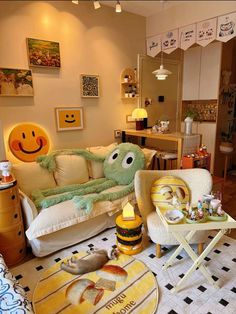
left=0, top=180, right=26, bottom=266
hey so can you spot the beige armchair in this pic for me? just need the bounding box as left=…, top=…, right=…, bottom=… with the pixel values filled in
left=134, top=168, right=212, bottom=257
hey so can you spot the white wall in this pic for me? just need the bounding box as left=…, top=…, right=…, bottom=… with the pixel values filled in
left=147, top=1, right=236, bottom=36
left=0, top=1, right=145, bottom=162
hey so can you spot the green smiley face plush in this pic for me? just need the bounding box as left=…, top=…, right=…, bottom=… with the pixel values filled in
left=32, top=143, right=145, bottom=215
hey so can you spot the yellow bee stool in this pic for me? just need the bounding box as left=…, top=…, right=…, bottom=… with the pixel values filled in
left=116, top=215, right=143, bottom=255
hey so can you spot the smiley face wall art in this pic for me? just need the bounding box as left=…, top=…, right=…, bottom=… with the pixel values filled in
left=9, top=123, right=50, bottom=162
left=55, top=107, right=84, bottom=131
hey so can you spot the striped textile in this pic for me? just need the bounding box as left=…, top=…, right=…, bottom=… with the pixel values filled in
left=33, top=252, right=158, bottom=314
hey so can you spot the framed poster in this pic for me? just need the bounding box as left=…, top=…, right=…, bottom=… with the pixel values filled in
left=0, top=68, right=34, bottom=96
left=26, top=38, right=61, bottom=68
left=55, top=107, right=84, bottom=131
left=80, top=74, right=99, bottom=98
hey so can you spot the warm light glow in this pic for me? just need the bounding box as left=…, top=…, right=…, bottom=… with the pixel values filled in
left=131, top=108, right=148, bottom=119
left=152, top=64, right=172, bottom=80
left=94, top=1, right=101, bottom=9
left=72, top=0, right=79, bottom=4
left=115, top=1, right=122, bottom=13
left=122, top=202, right=135, bottom=220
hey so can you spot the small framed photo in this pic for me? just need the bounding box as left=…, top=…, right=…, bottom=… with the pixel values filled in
left=126, top=114, right=136, bottom=123
left=55, top=107, right=84, bottom=131
left=26, top=38, right=61, bottom=68
left=80, top=74, right=99, bottom=98
left=0, top=67, right=34, bottom=96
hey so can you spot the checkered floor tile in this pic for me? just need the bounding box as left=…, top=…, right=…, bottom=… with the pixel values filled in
left=10, top=229, right=236, bottom=314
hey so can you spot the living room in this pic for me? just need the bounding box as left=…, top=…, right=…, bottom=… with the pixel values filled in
left=0, top=1, right=236, bottom=313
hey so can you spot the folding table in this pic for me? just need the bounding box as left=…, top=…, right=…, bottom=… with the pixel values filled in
left=156, top=206, right=236, bottom=293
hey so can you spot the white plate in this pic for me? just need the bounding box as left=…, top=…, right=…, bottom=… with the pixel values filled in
left=164, top=209, right=184, bottom=224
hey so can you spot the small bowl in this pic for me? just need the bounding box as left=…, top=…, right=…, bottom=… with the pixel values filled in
left=164, top=209, right=184, bottom=224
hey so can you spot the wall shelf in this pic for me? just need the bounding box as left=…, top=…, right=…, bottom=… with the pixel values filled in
left=120, top=68, right=138, bottom=99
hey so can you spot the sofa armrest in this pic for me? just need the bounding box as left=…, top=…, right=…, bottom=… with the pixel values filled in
left=134, top=168, right=212, bottom=226
left=19, top=190, right=38, bottom=230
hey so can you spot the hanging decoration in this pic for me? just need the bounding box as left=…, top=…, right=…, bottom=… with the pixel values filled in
left=146, top=34, right=162, bottom=57
left=146, top=11, right=236, bottom=56
left=217, top=12, right=236, bottom=42
left=162, top=29, right=179, bottom=54
left=196, top=18, right=217, bottom=47
left=179, top=24, right=196, bottom=50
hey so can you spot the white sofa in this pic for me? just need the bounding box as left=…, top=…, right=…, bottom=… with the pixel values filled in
left=12, top=144, right=156, bottom=257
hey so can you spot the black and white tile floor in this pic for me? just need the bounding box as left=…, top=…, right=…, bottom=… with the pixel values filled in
left=11, top=228, right=236, bottom=314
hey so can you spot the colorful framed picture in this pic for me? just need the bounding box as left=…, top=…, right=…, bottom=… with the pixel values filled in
left=26, top=38, right=61, bottom=68
left=0, top=68, right=34, bottom=96
left=55, top=107, right=84, bottom=131
left=80, top=74, right=99, bottom=98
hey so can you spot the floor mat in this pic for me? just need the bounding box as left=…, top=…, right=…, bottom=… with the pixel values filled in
left=10, top=229, right=236, bottom=314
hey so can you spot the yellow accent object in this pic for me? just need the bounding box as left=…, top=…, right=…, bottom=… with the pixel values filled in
left=8, top=123, right=50, bottom=162
left=33, top=252, right=158, bottom=314
left=122, top=202, right=135, bottom=220
left=151, top=175, right=190, bottom=211
left=116, top=214, right=143, bottom=255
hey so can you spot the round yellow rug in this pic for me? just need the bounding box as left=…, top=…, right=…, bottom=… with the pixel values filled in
left=33, top=251, right=158, bottom=314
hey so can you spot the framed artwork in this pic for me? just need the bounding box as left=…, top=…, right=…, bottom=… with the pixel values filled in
left=0, top=68, right=34, bottom=96
left=126, top=114, right=136, bottom=123
left=55, top=107, right=84, bottom=131
left=26, top=38, right=61, bottom=68
left=80, top=74, right=99, bottom=98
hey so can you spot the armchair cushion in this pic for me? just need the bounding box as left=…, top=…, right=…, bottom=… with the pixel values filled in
left=151, top=175, right=190, bottom=210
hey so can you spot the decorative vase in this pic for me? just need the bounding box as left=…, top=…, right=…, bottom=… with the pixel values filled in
left=184, top=117, right=193, bottom=135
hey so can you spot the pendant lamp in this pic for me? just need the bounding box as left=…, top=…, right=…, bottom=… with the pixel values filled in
left=152, top=51, right=172, bottom=80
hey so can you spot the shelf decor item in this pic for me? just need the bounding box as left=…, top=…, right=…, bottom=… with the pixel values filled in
left=0, top=68, right=34, bottom=96
left=55, top=107, right=84, bottom=131
left=80, top=74, right=99, bottom=98
left=26, top=38, right=61, bottom=68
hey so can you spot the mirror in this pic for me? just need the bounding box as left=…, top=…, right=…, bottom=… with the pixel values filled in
left=137, top=54, right=182, bottom=133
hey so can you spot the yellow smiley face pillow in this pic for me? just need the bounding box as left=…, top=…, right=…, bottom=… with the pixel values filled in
left=151, top=176, right=190, bottom=210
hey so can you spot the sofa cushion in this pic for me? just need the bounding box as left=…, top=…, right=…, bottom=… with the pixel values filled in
left=54, top=155, right=89, bottom=186
left=26, top=185, right=135, bottom=240
left=12, top=162, right=56, bottom=196
left=87, top=143, right=118, bottom=179
left=142, top=148, right=156, bottom=169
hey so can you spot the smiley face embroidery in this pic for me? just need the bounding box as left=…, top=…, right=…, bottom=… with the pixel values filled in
left=9, top=123, right=50, bottom=162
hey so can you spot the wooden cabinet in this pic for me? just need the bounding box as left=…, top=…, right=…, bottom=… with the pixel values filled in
left=0, top=181, right=26, bottom=266
left=120, top=68, right=138, bottom=99
left=182, top=42, right=222, bottom=100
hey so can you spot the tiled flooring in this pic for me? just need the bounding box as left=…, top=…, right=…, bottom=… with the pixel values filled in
left=11, top=228, right=236, bottom=314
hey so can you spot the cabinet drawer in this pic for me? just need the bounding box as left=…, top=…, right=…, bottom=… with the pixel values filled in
left=0, top=207, right=22, bottom=228
left=0, top=240, right=26, bottom=267
left=0, top=185, right=20, bottom=209
left=0, top=224, right=25, bottom=246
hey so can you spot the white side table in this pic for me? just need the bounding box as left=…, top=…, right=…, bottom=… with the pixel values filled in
left=156, top=206, right=236, bottom=293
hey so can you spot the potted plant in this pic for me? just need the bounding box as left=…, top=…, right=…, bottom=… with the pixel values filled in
left=183, top=109, right=199, bottom=135
left=220, top=131, right=233, bottom=153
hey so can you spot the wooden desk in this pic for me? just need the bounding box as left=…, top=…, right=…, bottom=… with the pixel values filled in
left=122, top=129, right=184, bottom=169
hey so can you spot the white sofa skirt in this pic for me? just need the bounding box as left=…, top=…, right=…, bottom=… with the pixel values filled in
left=29, top=212, right=119, bottom=257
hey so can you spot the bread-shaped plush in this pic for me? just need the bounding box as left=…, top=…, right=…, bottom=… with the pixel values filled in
left=66, top=278, right=95, bottom=305
left=96, top=265, right=128, bottom=282
left=82, top=286, right=104, bottom=305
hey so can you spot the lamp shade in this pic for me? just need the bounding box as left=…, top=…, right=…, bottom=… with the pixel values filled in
left=152, top=65, right=172, bottom=80
left=131, top=108, right=148, bottom=119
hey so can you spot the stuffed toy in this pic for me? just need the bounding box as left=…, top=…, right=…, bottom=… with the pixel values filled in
left=32, top=143, right=145, bottom=215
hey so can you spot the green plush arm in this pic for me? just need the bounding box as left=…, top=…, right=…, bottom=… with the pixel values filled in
left=32, top=179, right=116, bottom=209
left=37, top=149, right=105, bottom=172
left=73, top=181, right=134, bottom=214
